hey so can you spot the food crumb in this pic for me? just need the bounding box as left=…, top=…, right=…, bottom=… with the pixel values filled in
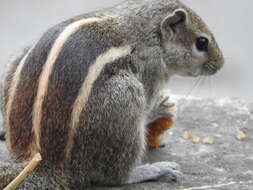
left=203, top=137, right=214, bottom=144
left=182, top=131, right=190, bottom=139
left=164, top=105, right=176, bottom=114
left=236, top=131, right=246, bottom=141
left=191, top=136, right=200, bottom=143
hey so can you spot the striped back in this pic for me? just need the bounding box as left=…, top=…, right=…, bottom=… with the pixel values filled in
left=5, top=16, right=131, bottom=163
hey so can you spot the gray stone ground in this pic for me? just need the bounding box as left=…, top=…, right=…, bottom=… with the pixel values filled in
left=1, top=97, right=253, bottom=189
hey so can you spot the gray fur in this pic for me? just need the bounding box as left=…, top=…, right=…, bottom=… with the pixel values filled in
left=1, top=0, right=224, bottom=189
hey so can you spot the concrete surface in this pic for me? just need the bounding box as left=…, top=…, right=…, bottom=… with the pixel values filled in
left=1, top=96, right=253, bottom=189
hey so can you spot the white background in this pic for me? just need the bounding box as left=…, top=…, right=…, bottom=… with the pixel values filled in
left=0, top=0, right=252, bottom=100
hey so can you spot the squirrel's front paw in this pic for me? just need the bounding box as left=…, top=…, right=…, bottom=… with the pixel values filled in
left=147, top=96, right=176, bottom=148
left=148, top=96, right=176, bottom=123
left=128, top=161, right=182, bottom=184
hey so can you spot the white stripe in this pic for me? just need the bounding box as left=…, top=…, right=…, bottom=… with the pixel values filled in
left=65, top=45, right=131, bottom=157
left=6, top=45, right=36, bottom=150
left=32, top=17, right=104, bottom=152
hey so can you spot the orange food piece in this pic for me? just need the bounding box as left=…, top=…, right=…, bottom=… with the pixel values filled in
left=147, top=117, right=174, bottom=148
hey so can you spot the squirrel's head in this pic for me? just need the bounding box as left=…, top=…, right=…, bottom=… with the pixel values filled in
left=160, top=7, right=224, bottom=77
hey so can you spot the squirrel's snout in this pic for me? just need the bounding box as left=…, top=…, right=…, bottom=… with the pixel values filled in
left=202, top=56, right=224, bottom=76
left=216, top=57, right=225, bottom=70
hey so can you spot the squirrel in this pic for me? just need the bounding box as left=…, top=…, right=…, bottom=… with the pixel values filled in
left=1, top=0, right=224, bottom=188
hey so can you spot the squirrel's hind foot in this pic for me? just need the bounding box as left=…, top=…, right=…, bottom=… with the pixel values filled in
left=127, top=161, right=182, bottom=184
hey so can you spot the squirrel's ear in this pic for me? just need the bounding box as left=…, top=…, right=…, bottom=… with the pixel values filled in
left=160, top=8, right=188, bottom=40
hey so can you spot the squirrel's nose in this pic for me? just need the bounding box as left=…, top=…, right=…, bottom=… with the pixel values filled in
left=217, top=57, right=225, bottom=70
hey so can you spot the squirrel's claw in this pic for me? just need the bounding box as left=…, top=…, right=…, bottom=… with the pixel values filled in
left=148, top=96, right=176, bottom=123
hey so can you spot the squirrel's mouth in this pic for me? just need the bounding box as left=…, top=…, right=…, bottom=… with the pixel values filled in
left=201, top=61, right=219, bottom=76
left=201, top=58, right=224, bottom=76
left=180, top=57, right=224, bottom=77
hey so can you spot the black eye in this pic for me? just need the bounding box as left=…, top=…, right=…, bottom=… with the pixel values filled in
left=196, top=37, right=209, bottom=52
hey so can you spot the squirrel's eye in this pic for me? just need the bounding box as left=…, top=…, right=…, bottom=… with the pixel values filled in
left=196, top=37, right=209, bottom=52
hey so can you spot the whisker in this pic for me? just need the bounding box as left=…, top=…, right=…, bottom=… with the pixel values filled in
left=186, top=76, right=203, bottom=98
left=208, top=76, right=213, bottom=97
